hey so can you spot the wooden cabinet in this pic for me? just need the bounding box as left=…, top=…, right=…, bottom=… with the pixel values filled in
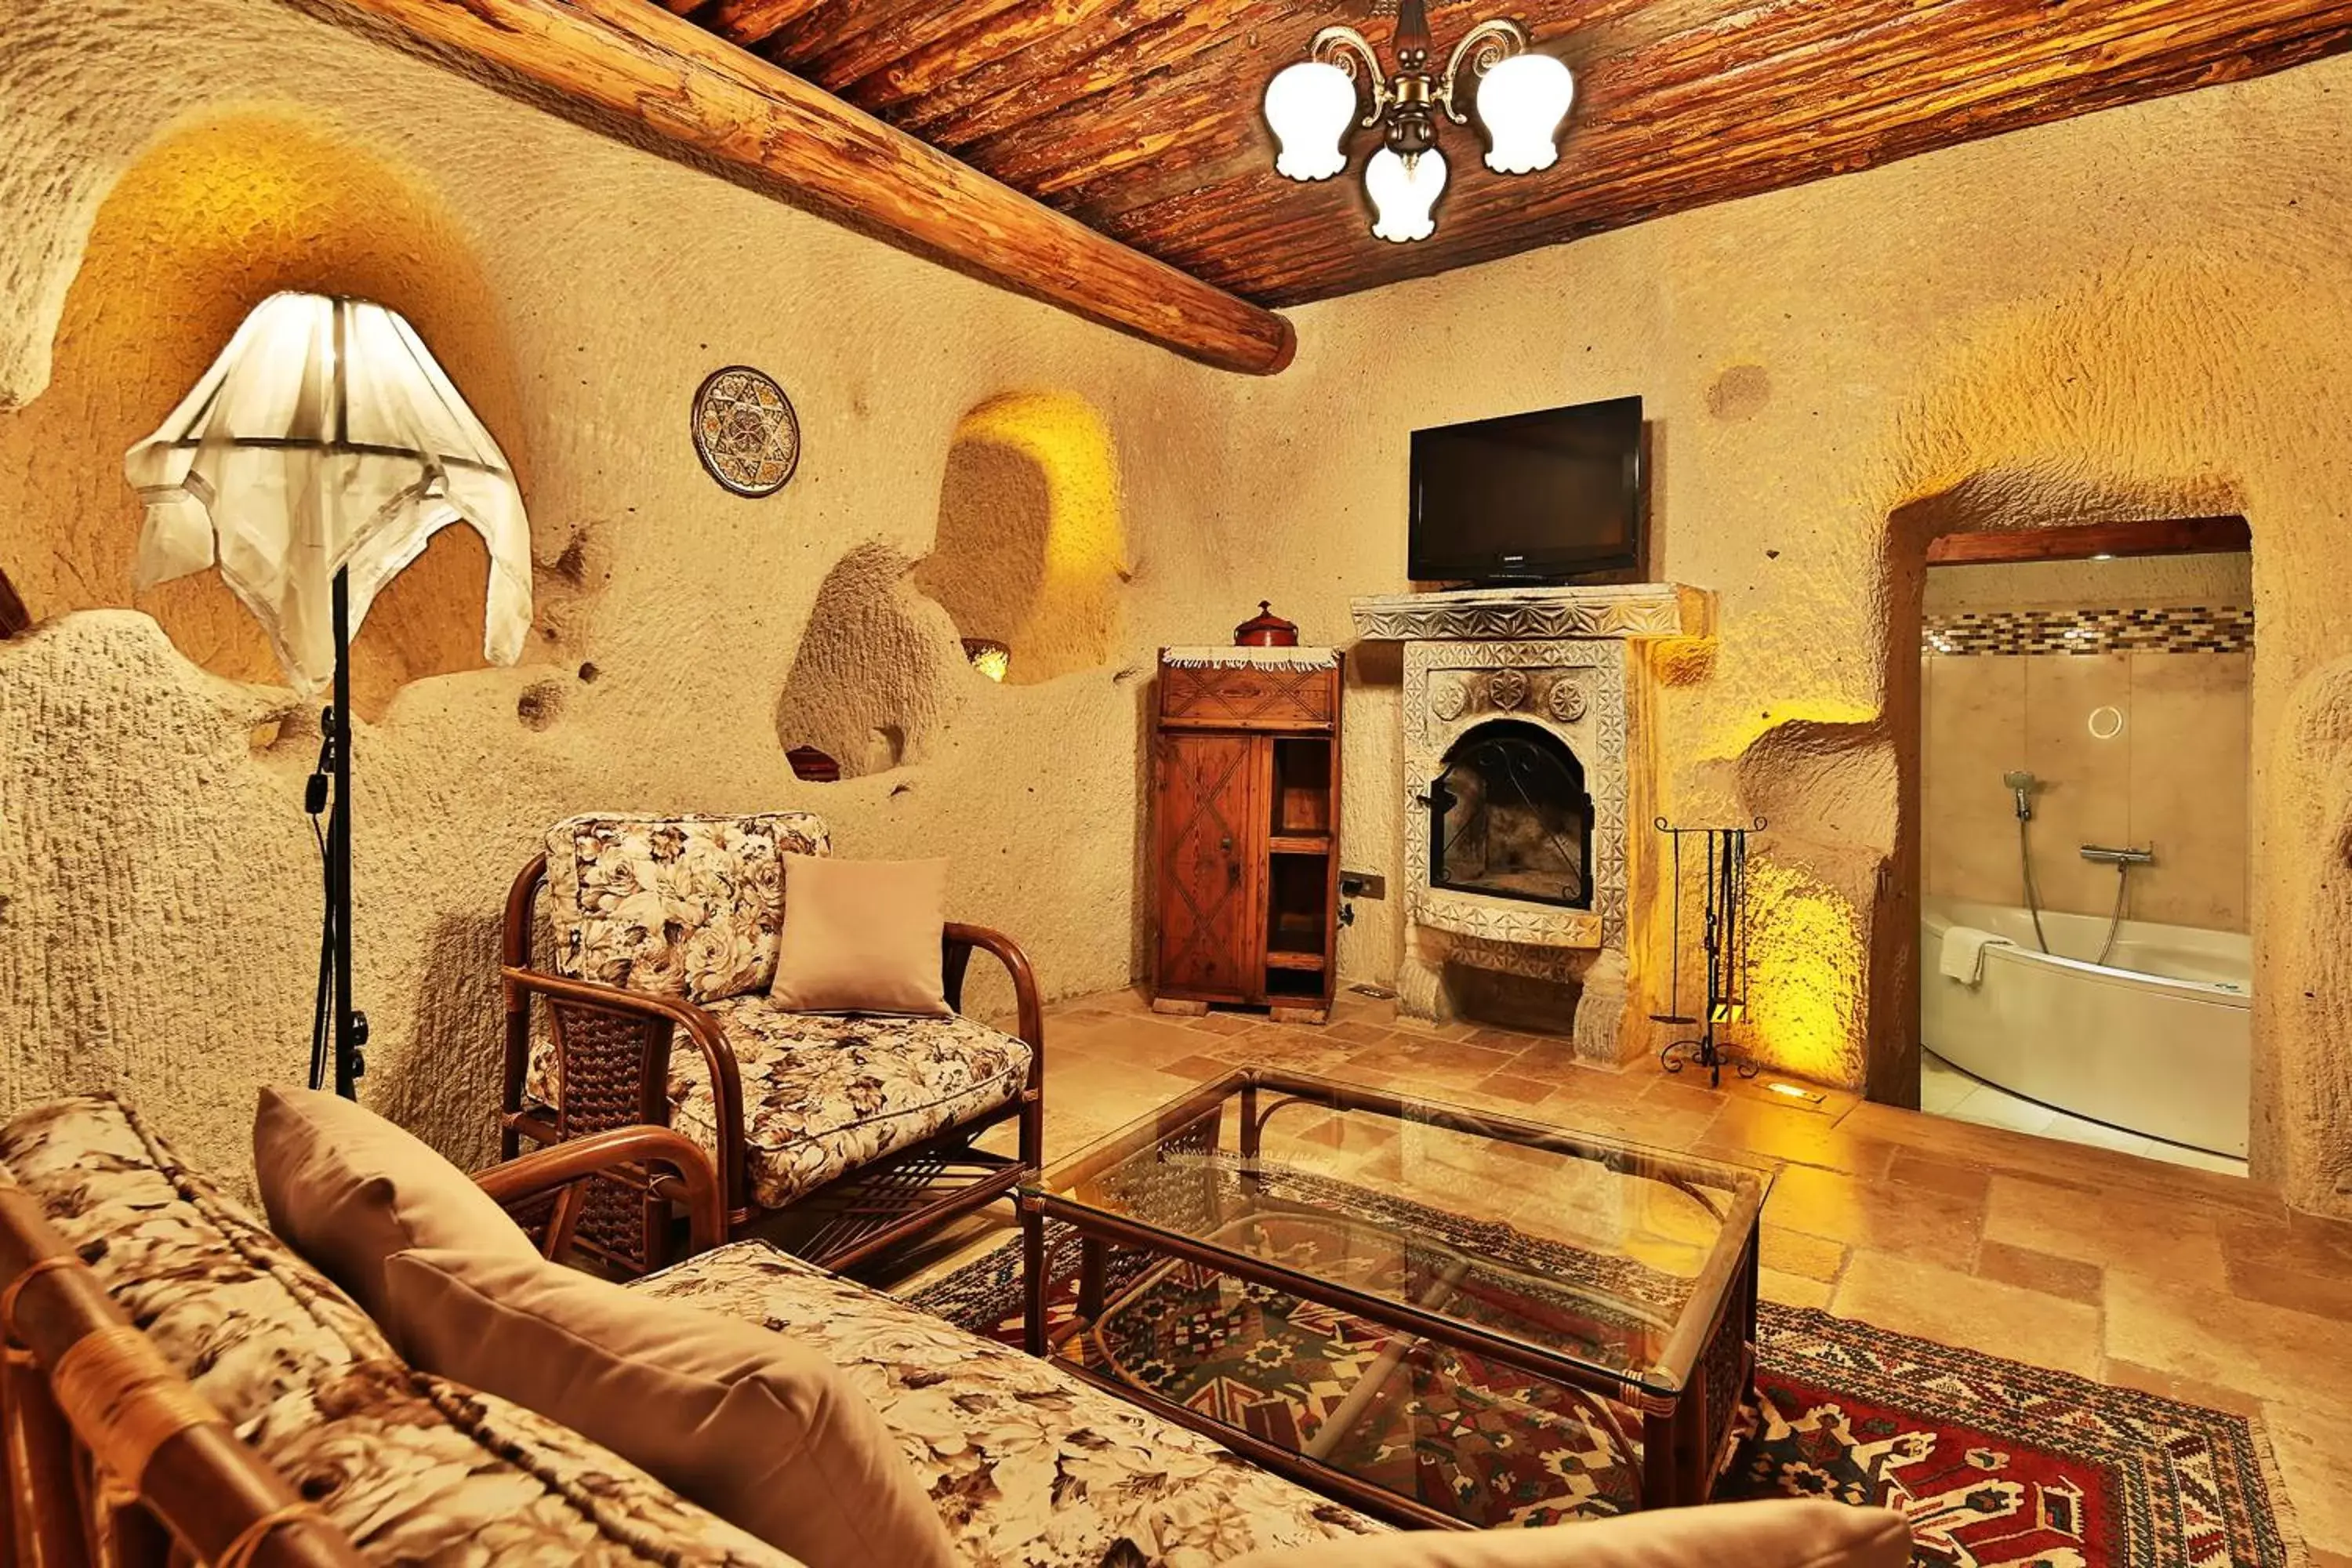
left=1150, top=651, right=1343, bottom=1023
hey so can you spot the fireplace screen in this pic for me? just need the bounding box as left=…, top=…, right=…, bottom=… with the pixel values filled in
left=1427, top=720, right=1593, bottom=909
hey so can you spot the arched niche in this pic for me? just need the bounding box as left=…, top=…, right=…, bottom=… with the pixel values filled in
left=775, top=543, right=967, bottom=780
left=0, top=108, right=526, bottom=717
left=914, top=391, right=1126, bottom=687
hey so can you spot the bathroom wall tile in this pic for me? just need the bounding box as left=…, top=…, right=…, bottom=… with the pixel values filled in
left=2022, top=652, right=2132, bottom=918
left=2128, top=652, right=2250, bottom=932
left=1922, top=654, right=2026, bottom=903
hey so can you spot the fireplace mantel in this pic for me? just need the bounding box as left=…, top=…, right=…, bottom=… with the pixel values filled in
left=1349, top=583, right=1711, bottom=643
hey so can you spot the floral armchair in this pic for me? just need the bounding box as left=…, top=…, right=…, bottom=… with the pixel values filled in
left=499, top=811, right=1044, bottom=1275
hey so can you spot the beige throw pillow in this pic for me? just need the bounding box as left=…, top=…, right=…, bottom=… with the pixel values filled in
left=252, top=1086, right=539, bottom=1316
left=768, top=853, right=952, bottom=1016
left=1225, top=1500, right=1914, bottom=1568
left=382, top=1247, right=956, bottom=1568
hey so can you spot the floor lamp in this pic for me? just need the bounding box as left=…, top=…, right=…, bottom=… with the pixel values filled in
left=125, top=292, right=533, bottom=1098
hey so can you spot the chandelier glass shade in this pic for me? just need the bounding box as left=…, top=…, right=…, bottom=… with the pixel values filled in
left=1475, top=50, right=1576, bottom=174
left=1264, top=60, right=1358, bottom=180
left=1261, top=1, right=1572, bottom=242
left=1364, top=146, right=1447, bottom=244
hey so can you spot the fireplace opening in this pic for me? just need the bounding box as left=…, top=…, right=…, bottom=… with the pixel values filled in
left=1427, top=720, right=1593, bottom=909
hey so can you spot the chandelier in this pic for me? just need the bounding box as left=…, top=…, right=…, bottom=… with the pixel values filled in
left=1262, top=0, right=1574, bottom=243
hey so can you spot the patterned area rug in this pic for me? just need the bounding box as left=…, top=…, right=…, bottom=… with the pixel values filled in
left=906, top=1226, right=2306, bottom=1566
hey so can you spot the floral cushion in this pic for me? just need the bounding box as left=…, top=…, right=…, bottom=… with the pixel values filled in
left=246, top=1362, right=802, bottom=1566
left=681, top=1000, right=1031, bottom=1209
left=545, top=812, right=830, bottom=1004
left=0, top=1094, right=803, bottom=1568
left=0, top=1094, right=393, bottom=1425
left=631, top=1241, right=1377, bottom=1567
left=526, top=1000, right=1033, bottom=1210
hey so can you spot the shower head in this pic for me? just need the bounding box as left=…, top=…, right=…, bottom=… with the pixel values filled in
left=2002, top=770, right=2036, bottom=821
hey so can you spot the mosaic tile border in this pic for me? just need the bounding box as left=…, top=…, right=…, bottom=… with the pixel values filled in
left=1923, top=604, right=2252, bottom=656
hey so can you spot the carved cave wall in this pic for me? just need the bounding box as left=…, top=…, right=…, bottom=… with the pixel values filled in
left=9, top=0, right=2352, bottom=1230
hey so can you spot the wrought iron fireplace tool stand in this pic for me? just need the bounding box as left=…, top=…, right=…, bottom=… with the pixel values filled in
left=1651, top=817, right=1764, bottom=1089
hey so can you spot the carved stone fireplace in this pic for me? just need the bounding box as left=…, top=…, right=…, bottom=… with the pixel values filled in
left=1352, top=584, right=1711, bottom=1062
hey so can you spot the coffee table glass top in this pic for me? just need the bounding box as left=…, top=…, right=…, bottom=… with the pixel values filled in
left=1025, top=1069, right=1770, bottom=1398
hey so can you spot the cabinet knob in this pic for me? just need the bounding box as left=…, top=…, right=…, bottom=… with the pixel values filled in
left=1220, top=834, right=1233, bottom=851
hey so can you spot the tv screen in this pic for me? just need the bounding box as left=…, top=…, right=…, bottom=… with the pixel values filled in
left=1408, top=396, right=1646, bottom=584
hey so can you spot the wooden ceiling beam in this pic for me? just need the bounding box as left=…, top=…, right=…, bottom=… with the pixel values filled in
left=311, top=0, right=1295, bottom=373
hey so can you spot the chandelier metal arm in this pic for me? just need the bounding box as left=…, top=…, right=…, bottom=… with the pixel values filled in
left=1437, top=17, right=1530, bottom=122
left=1308, top=24, right=1390, bottom=126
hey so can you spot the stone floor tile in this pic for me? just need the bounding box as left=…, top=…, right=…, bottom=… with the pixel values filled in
left=1695, top=1096, right=1898, bottom=1178
left=1156, top=1052, right=1234, bottom=1086
left=1763, top=1163, right=1988, bottom=1269
left=1759, top=1225, right=1847, bottom=1283
left=2259, top=1392, right=2352, bottom=1557
left=1973, top=1238, right=2103, bottom=1306
left=2225, top=1258, right=2352, bottom=1324
left=1987, top=1174, right=2229, bottom=1286
left=1885, top=1147, right=1994, bottom=1202
left=1467, top=1071, right=1555, bottom=1107
left=2098, top=1359, right=2267, bottom=1418
left=2103, top=1270, right=2352, bottom=1407
left=1832, top=1249, right=2102, bottom=1377
left=1759, top=1268, right=1833, bottom=1310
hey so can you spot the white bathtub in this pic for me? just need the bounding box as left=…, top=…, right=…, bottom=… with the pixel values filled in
left=1920, top=898, right=2250, bottom=1157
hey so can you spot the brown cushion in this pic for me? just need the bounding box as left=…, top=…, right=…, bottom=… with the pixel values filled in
left=768, top=854, right=951, bottom=1016
left=252, top=1087, right=539, bottom=1316
left=1225, top=1501, right=1914, bottom=1567
left=381, top=1247, right=957, bottom=1568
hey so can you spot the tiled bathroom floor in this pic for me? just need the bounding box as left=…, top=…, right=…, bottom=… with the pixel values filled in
left=1922, top=1049, right=2248, bottom=1177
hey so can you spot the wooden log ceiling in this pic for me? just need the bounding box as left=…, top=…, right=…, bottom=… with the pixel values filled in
left=673, top=0, right=2352, bottom=309
left=309, top=0, right=2352, bottom=367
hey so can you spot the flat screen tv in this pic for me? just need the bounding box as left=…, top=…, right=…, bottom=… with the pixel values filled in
left=1408, top=396, right=1646, bottom=584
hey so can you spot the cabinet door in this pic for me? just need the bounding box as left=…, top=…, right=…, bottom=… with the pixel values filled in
left=1155, top=731, right=1262, bottom=1001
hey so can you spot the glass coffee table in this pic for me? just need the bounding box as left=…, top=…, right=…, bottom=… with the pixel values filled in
left=1017, top=1069, right=1769, bottom=1529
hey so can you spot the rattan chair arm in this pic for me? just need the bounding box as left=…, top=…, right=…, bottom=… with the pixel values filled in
left=943, top=923, right=1045, bottom=1178
left=499, top=967, right=751, bottom=1221
left=0, top=1187, right=365, bottom=1566
left=473, top=1126, right=725, bottom=1258
left=503, top=852, right=548, bottom=971
left=942, top=923, right=1044, bottom=1053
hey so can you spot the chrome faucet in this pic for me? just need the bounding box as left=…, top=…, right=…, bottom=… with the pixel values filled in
left=2080, top=844, right=2154, bottom=866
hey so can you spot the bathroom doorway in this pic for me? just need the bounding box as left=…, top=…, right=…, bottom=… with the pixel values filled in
left=1916, top=517, right=2251, bottom=1176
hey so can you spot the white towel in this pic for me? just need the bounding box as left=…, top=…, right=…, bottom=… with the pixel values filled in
left=1939, top=925, right=2013, bottom=984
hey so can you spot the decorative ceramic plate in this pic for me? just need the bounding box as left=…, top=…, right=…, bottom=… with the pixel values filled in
left=691, top=365, right=800, bottom=496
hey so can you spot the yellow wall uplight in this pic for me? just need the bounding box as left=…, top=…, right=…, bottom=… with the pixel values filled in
left=918, top=391, right=1127, bottom=686
left=1740, top=857, right=1867, bottom=1087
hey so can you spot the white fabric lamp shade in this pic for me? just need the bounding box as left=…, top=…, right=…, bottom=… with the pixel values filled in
left=1364, top=145, right=1448, bottom=243
left=1475, top=50, right=1575, bottom=174
left=1264, top=60, right=1356, bottom=181
left=124, top=292, right=532, bottom=694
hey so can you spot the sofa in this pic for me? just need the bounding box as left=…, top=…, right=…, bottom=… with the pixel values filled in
left=0, top=1091, right=1915, bottom=1568
left=498, top=811, right=1044, bottom=1275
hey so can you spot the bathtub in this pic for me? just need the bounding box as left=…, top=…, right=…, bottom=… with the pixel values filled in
left=1920, top=897, right=2249, bottom=1157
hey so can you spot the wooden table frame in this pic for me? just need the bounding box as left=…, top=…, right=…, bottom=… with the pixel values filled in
left=1018, top=1068, right=1767, bottom=1529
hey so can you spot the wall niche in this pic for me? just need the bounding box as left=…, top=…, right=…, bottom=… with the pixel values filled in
left=915, top=391, right=1126, bottom=687
left=774, top=543, right=966, bottom=779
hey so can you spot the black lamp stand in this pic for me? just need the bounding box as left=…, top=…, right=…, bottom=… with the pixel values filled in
left=307, top=566, right=366, bottom=1098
